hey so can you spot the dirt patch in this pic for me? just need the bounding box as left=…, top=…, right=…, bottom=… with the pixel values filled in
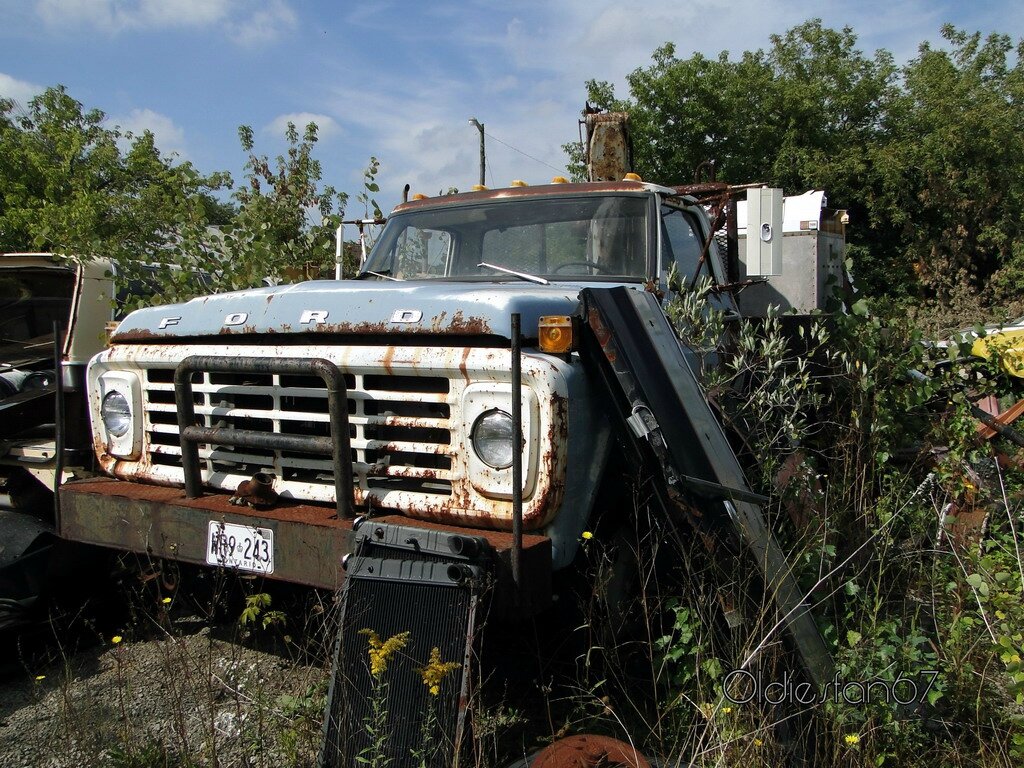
left=0, top=619, right=330, bottom=767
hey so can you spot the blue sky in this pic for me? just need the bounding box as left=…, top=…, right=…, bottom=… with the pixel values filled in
left=2, top=0, right=1022, bottom=216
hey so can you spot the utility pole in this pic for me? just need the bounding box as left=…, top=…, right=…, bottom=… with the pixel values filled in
left=468, top=117, right=485, bottom=187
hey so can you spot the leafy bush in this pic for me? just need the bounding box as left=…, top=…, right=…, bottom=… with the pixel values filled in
left=570, top=283, right=1024, bottom=767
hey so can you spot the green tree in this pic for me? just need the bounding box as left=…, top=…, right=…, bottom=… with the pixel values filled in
left=120, top=120, right=369, bottom=308
left=214, top=121, right=349, bottom=289
left=583, top=21, right=895, bottom=194
left=765, top=22, right=896, bottom=201
left=597, top=45, right=778, bottom=184
left=0, top=85, right=226, bottom=264
left=2, top=86, right=374, bottom=310
left=873, top=26, right=1024, bottom=301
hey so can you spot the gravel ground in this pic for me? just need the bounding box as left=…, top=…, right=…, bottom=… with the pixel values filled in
left=0, top=613, right=332, bottom=768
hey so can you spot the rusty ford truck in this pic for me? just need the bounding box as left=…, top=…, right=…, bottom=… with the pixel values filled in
left=61, top=180, right=742, bottom=586
left=59, top=178, right=833, bottom=766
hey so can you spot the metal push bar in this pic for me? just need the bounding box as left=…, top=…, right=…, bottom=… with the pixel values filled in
left=174, top=356, right=355, bottom=518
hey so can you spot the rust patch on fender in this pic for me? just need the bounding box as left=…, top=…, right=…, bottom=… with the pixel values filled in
left=430, top=311, right=448, bottom=332
left=443, top=310, right=492, bottom=335
left=114, top=315, right=498, bottom=341
left=110, top=328, right=176, bottom=343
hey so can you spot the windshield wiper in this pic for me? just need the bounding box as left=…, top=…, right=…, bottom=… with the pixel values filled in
left=478, top=262, right=549, bottom=286
left=359, top=270, right=403, bottom=282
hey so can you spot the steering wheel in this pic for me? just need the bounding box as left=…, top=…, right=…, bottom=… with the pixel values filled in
left=551, top=260, right=614, bottom=275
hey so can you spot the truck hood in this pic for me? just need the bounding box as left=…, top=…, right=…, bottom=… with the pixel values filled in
left=111, top=279, right=617, bottom=342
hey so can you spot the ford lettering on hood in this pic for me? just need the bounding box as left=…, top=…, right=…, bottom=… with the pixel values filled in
left=111, top=280, right=585, bottom=342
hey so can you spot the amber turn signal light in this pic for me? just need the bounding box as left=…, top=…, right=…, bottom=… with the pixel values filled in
left=538, top=316, right=575, bottom=353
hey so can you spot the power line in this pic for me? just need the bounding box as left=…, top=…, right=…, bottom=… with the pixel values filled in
left=482, top=129, right=568, bottom=176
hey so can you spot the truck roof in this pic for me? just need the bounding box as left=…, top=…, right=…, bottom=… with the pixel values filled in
left=392, top=180, right=677, bottom=214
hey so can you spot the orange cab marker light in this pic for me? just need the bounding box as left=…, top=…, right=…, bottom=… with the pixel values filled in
left=551, top=176, right=569, bottom=184
left=623, top=173, right=643, bottom=182
left=538, top=316, right=574, bottom=353
left=411, top=193, right=428, bottom=200
left=511, top=179, right=528, bottom=187
left=471, top=184, right=488, bottom=191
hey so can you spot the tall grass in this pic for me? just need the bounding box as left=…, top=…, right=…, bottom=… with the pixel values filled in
left=549, top=283, right=1024, bottom=767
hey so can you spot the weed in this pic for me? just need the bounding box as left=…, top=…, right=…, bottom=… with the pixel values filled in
left=239, top=592, right=286, bottom=632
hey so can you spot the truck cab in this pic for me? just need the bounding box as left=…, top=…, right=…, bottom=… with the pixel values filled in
left=366, top=181, right=729, bottom=289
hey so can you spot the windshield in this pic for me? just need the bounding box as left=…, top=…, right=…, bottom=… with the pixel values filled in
left=362, top=194, right=652, bottom=280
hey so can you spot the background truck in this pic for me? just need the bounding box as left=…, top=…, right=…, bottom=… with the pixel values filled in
left=0, top=252, right=119, bottom=629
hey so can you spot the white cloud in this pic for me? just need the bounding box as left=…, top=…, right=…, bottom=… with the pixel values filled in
left=267, top=112, right=340, bottom=140
left=34, top=0, right=296, bottom=45
left=111, top=108, right=189, bottom=159
left=227, top=0, right=297, bottom=46
left=496, top=0, right=951, bottom=102
left=36, top=0, right=231, bottom=32
left=327, top=73, right=576, bottom=210
left=0, top=72, right=44, bottom=105
left=321, top=0, right=1023, bottom=214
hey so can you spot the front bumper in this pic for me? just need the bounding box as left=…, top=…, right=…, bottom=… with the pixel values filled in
left=59, top=477, right=355, bottom=588
left=58, top=477, right=552, bottom=603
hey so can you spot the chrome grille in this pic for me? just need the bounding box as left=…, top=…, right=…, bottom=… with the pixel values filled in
left=142, top=366, right=454, bottom=498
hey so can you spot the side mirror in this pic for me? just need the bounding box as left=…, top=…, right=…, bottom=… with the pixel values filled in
left=743, top=187, right=783, bottom=276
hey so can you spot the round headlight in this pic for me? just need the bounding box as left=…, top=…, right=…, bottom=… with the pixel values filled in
left=101, top=390, right=132, bottom=438
left=471, top=409, right=514, bottom=469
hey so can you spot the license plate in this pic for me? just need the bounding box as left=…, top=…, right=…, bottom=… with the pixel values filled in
left=206, top=521, right=274, bottom=575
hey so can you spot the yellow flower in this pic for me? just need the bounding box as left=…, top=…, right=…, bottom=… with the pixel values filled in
left=416, top=646, right=461, bottom=696
left=721, top=706, right=732, bottom=715
left=359, top=628, right=410, bottom=679
left=34, top=675, right=45, bottom=682
left=581, top=531, right=594, bottom=540
left=111, top=635, right=123, bottom=645
left=753, top=738, right=763, bottom=747
left=161, top=597, right=172, bottom=604
left=844, top=733, right=860, bottom=746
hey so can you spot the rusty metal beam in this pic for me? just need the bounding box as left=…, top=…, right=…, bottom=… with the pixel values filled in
left=511, top=313, right=523, bottom=597
left=977, top=397, right=1024, bottom=440
left=59, top=478, right=355, bottom=589
left=58, top=478, right=552, bottom=606
left=578, top=286, right=834, bottom=688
